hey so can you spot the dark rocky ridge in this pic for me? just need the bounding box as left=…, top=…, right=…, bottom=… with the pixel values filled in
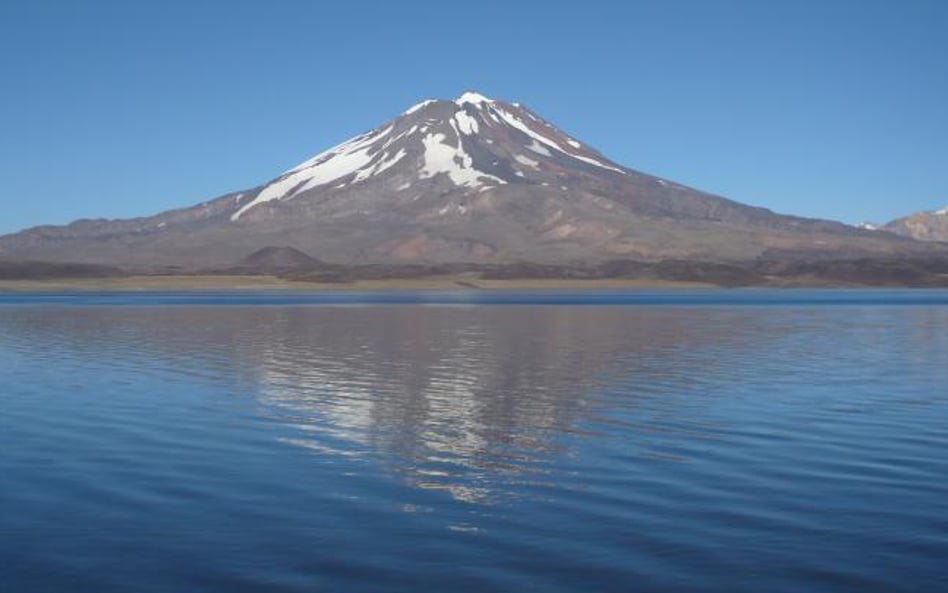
left=0, top=260, right=123, bottom=280
left=2, top=249, right=948, bottom=288
left=281, top=257, right=948, bottom=288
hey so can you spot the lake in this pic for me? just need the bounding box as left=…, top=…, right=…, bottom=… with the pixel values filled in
left=1, top=290, right=947, bottom=592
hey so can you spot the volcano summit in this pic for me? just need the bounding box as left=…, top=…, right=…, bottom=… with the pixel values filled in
left=0, top=92, right=935, bottom=269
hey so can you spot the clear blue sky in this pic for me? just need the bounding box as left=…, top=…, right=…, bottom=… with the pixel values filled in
left=1, top=0, right=946, bottom=234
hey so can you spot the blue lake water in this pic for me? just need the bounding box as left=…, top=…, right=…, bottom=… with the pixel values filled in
left=1, top=290, right=947, bottom=592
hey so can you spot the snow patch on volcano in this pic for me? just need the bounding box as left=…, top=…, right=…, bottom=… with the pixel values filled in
left=231, top=125, right=397, bottom=220
left=404, top=99, right=437, bottom=115
left=454, top=110, right=479, bottom=135
left=419, top=127, right=505, bottom=188
left=493, top=107, right=625, bottom=174
left=526, top=140, right=551, bottom=157
left=455, top=91, right=492, bottom=106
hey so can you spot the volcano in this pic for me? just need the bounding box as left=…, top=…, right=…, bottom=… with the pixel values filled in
left=0, top=91, right=936, bottom=269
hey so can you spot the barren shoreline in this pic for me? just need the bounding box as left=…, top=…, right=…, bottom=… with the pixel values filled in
left=0, top=274, right=720, bottom=292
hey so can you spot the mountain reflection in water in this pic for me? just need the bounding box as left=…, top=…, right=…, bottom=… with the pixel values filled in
left=3, top=304, right=767, bottom=504
left=246, top=306, right=729, bottom=503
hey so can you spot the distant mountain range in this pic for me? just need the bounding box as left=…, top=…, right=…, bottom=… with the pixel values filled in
left=876, top=207, right=948, bottom=242
left=0, top=91, right=945, bottom=272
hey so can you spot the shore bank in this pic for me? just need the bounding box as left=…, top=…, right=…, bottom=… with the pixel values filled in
left=0, top=274, right=722, bottom=292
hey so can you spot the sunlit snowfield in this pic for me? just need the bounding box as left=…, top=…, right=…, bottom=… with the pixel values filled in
left=1, top=290, right=947, bottom=593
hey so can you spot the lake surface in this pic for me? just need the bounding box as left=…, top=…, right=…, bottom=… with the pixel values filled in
left=1, top=290, right=947, bottom=592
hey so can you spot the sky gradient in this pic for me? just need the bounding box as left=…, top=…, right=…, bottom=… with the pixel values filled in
left=1, top=0, right=946, bottom=235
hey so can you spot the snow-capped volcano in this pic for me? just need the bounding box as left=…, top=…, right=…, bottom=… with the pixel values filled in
left=228, top=91, right=629, bottom=223
left=1, top=91, right=941, bottom=268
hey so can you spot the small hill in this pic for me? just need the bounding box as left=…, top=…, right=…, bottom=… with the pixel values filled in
left=232, top=246, right=323, bottom=273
